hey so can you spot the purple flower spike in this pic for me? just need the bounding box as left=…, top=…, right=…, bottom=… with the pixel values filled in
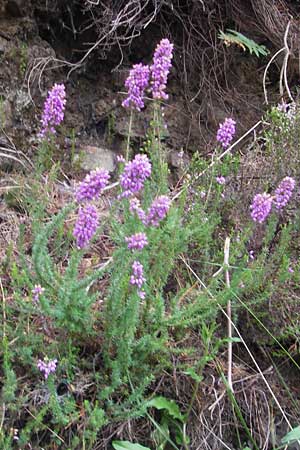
left=37, top=358, right=57, bottom=379
left=122, top=63, right=150, bottom=111
left=75, top=168, right=110, bottom=203
left=144, top=195, right=171, bottom=227
left=274, top=176, right=295, bottom=209
left=73, top=204, right=99, bottom=249
left=130, top=260, right=146, bottom=289
left=250, top=193, right=273, bottom=223
left=125, top=232, right=148, bottom=251
left=32, top=284, right=45, bottom=303
left=216, top=118, right=236, bottom=148
left=120, top=154, right=152, bottom=197
left=40, top=83, right=66, bottom=137
left=150, top=38, right=174, bottom=100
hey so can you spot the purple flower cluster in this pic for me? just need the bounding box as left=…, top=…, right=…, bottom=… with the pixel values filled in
left=216, top=118, right=236, bottom=148
left=40, top=83, right=66, bottom=137
left=125, top=232, right=148, bottom=250
left=32, top=284, right=44, bottom=303
left=216, top=176, right=226, bottom=185
left=130, top=260, right=146, bottom=298
left=37, top=358, right=57, bottom=379
left=120, top=154, right=152, bottom=197
left=250, top=193, right=273, bottom=223
left=75, top=168, right=110, bottom=203
left=250, top=176, right=296, bottom=223
left=73, top=204, right=99, bottom=249
left=273, top=177, right=295, bottom=209
left=144, top=195, right=171, bottom=227
left=150, top=39, right=174, bottom=100
left=122, top=64, right=150, bottom=111
left=130, top=260, right=146, bottom=288
left=122, top=38, right=174, bottom=107
left=129, top=195, right=171, bottom=227
left=129, top=198, right=146, bottom=221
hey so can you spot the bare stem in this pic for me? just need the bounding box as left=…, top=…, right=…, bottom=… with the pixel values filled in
left=224, top=237, right=233, bottom=392
left=125, top=110, right=133, bottom=161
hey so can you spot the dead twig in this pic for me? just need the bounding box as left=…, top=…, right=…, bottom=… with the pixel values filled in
left=263, top=21, right=293, bottom=104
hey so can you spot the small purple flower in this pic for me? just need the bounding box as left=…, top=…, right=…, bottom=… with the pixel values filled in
left=129, top=198, right=146, bottom=222
left=130, top=260, right=146, bottom=289
left=150, top=38, right=174, bottom=100
left=73, top=204, right=99, bottom=249
left=120, top=154, right=152, bottom=197
left=250, top=193, right=273, bottom=223
left=216, top=118, right=236, bottom=148
left=138, top=290, right=146, bottom=299
left=125, top=232, right=148, bottom=251
left=249, top=250, right=255, bottom=260
left=75, top=168, right=110, bottom=203
left=273, top=176, right=295, bottom=210
left=144, top=195, right=171, bottom=227
left=40, top=83, right=66, bottom=137
left=37, top=357, right=57, bottom=379
left=32, top=284, right=45, bottom=303
left=216, top=176, right=226, bottom=185
left=288, top=266, right=294, bottom=273
left=117, top=155, right=126, bottom=163
left=122, top=63, right=150, bottom=111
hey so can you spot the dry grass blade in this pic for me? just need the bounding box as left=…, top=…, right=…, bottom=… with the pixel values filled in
left=179, top=254, right=298, bottom=442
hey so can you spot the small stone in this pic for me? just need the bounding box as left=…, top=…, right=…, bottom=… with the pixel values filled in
left=77, top=145, right=115, bottom=172
left=169, top=150, right=190, bottom=168
left=0, top=37, right=11, bottom=54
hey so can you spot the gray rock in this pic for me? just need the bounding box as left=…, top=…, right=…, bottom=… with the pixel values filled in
left=77, top=145, right=116, bottom=172
left=0, top=36, right=11, bottom=54
left=169, top=150, right=190, bottom=169
left=14, top=90, right=31, bottom=118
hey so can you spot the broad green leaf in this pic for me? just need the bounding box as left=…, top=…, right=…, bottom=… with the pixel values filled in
left=147, top=396, right=184, bottom=422
left=281, top=426, right=300, bottom=444
left=112, top=441, right=151, bottom=450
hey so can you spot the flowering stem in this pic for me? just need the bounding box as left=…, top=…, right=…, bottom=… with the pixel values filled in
left=125, top=110, right=133, bottom=162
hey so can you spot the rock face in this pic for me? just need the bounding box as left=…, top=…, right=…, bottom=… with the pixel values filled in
left=5, top=0, right=31, bottom=17
left=77, top=145, right=116, bottom=173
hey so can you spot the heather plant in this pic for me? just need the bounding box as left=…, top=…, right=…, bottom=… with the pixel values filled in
left=3, top=38, right=300, bottom=449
